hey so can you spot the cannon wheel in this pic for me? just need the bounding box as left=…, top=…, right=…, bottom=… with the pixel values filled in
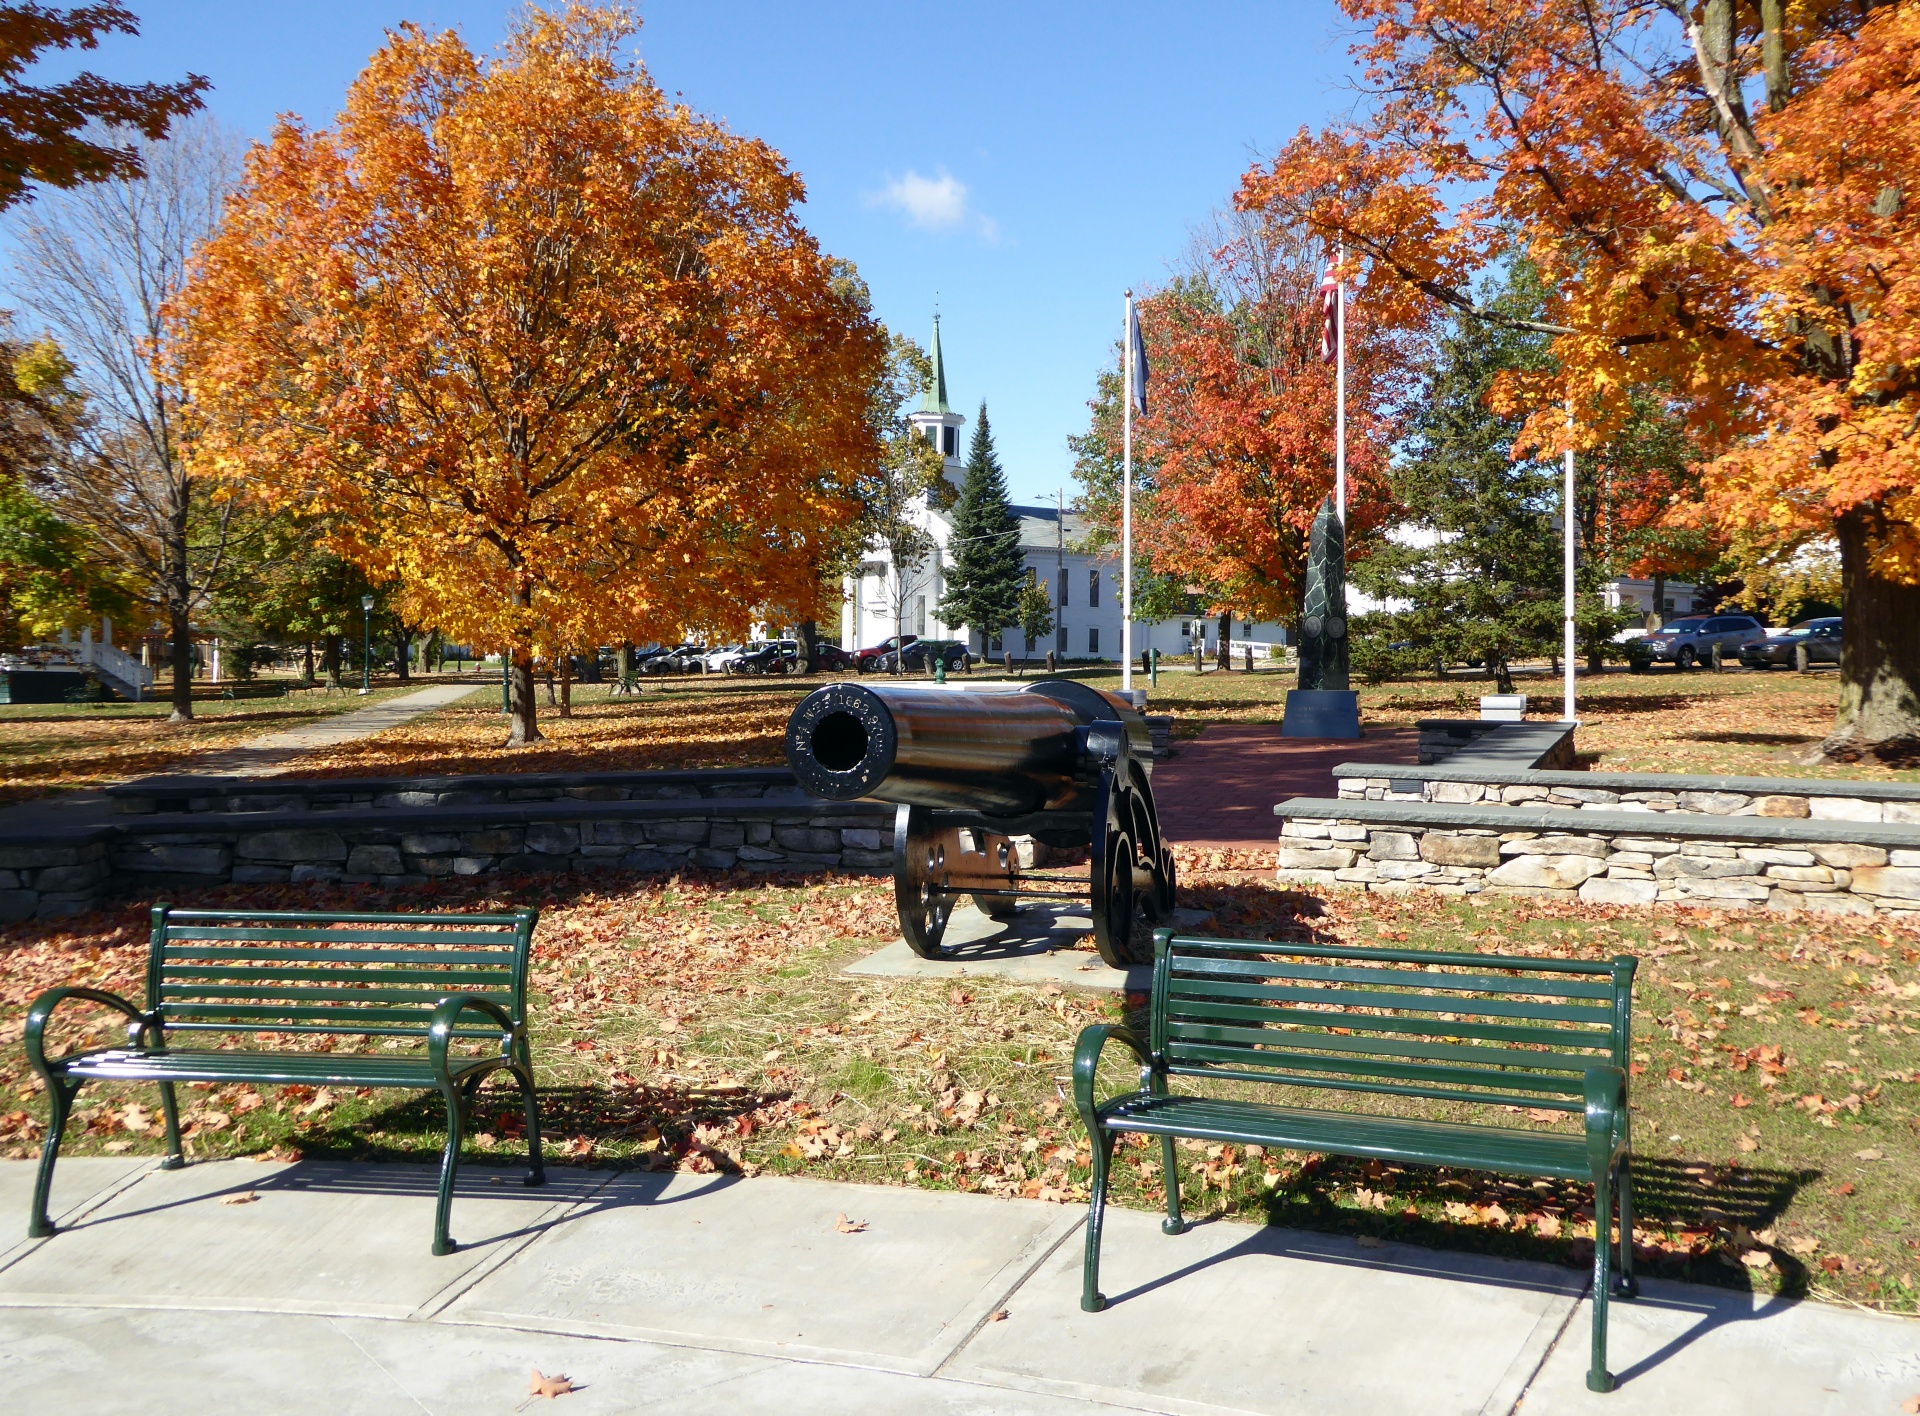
left=894, top=804, right=957, bottom=958
left=1090, top=763, right=1160, bottom=969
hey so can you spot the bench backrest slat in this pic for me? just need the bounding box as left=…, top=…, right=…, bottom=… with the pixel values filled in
left=147, top=904, right=538, bottom=1042
left=1152, top=932, right=1634, bottom=1115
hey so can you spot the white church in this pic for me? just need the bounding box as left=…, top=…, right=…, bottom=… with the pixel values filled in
left=840, top=318, right=1295, bottom=663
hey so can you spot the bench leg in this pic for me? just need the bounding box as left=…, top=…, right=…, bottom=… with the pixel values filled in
left=157, top=1082, right=185, bottom=1170
left=1613, top=1157, right=1638, bottom=1299
left=1587, top=1166, right=1614, bottom=1393
left=1159, top=1134, right=1185, bottom=1235
left=433, top=1085, right=465, bottom=1257
left=514, top=1064, right=545, bottom=1187
left=27, top=1079, right=79, bottom=1238
left=1080, top=1129, right=1117, bottom=1312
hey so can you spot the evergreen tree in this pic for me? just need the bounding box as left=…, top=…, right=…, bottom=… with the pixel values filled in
left=938, top=402, right=1024, bottom=648
left=1354, top=263, right=1628, bottom=692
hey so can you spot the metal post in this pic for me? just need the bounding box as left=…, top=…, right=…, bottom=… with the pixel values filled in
left=501, top=654, right=511, bottom=713
left=1335, top=244, right=1346, bottom=528
left=360, top=594, right=374, bottom=695
left=1122, top=289, right=1134, bottom=697
left=1564, top=399, right=1577, bottom=723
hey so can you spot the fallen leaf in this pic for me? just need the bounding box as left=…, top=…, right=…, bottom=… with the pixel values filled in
left=1855, top=1148, right=1886, bottom=1161
left=1741, top=1249, right=1775, bottom=1270
left=1785, top=1236, right=1820, bottom=1256
left=988, top=1308, right=1010, bottom=1321
left=1526, top=1108, right=1566, bottom=1124
left=835, top=1213, right=868, bottom=1234
left=1901, top=1396, right=1919, bottom=1415
left=219, top=1191, right=259, bottom=1206
left=1736, top=1136, right=1759, bottom=1153
left=527, top=1367, right=575, bottom=1399
left=1835, top=1183, right=1856, bottom=1197
left=299, top=1088, right=335, bottom=1117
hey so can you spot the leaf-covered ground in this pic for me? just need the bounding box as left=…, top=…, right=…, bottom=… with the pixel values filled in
left=5, top=854, right=1915, bottom=1315
left=0, top=682, right=439, bottom=803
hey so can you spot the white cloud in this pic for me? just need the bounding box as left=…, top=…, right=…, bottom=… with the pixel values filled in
left=868, top=167, right=998, bottom=240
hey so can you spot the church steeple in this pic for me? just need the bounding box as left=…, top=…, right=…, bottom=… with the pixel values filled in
left=921, top=313, right=954, bottom=415
left=907, top=311, right=965, bottom=490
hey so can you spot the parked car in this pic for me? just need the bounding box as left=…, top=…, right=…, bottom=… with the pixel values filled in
left=1739, top=617, right=1842, bottom=670
left=1627, top=613, right=1764, bottom=670
left=641, top=643, right=706, bottom=675
left=701, top=643, right=749, bottom=674
left=855, top=634, right=918, bottom=672
left=806, top=641, right=858, bottom=673
left=728, top=640, right=800, bottom=675
left=871, top=639, right=971, bottom=675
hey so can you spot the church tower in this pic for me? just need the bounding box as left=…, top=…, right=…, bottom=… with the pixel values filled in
left=907, top=314, right=965, bottom=493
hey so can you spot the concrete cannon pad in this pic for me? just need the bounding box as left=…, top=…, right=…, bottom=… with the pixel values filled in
left=845, top=900, right=1214, bottom=992
left=947, top=1204, right=1586, bottom=1416
left=0, top=1158, right=613, bottom=1319
left=440, top=1169, right=1083, bottom=1375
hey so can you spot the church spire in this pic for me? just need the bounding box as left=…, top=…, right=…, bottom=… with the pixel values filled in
left=921, top=313, right=954, bottom=414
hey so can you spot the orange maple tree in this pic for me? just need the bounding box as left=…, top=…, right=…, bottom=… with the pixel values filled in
left=1092, top=213, right=1422, bottom=633
left=170, top=5, right=882, bottom=743
left=1242, top=0, right=1920, bottom=756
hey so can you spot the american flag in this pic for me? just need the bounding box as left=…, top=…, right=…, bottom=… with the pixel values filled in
left=1319, top=257, right=1341, bottom=363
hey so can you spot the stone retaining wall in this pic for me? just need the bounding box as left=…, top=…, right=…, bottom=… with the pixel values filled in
left=1274, top=799, right=1920, bottom=917
left=1, top=786, right=895, bottom=924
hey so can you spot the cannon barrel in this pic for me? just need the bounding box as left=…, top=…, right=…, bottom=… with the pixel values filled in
left=785, top=679, right=1150, bottom=818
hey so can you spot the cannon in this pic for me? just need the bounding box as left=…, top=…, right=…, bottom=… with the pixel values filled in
left=785, top=678, right=1175, bottom=967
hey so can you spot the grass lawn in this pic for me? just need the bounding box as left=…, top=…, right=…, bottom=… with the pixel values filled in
left=5, top=857, right=1915, bottom=1316
left=0, top=680, right=453, bottom=803
left=269, top=660, right=1881, bottom=786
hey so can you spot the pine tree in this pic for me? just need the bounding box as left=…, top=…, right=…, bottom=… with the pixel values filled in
left=939, top=403, right=1024, bottom=648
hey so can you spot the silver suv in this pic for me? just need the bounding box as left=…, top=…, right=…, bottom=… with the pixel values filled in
left=1632, top=613, right=1764, bottom=670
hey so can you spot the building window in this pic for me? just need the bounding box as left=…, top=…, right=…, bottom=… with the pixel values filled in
left=942, top=426, right=956, bottom=457
left=989, top=634, right=1002, bottom=655
left=1057, top=625, right=1067, bottom=654
left=1057, top=569, right=1068, bottom=607
left=914, top=596, right=926, bottom=636
left=1088, top=570, right=1099, bottom=607
left=1180, top=621, right=1191, bottom=638
left=1088, top=626, right=1099, bottom=654
left=924, top=426, right=937, bottom=448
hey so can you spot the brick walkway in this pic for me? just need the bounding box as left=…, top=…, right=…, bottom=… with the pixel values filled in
left=1152, top=723, right=1420, bottom=850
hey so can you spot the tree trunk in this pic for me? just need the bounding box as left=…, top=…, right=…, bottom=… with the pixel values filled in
left=301, top=639, right=315, bottom=686
left=1216, top=612, right=1232, bottom=670
left=506, top=645, right=542, bottom=745
left=796, top=620, right=819, bottom=675
left=1823, top=509, right=1920, bottom=760
left=394, top=631, right=411, bottom=683
left=1649, top=574, right=1666, bottom=632
left=167, top=606, right=194, bottom=723
left=617, top=642, right=636, bottom=694
left=323, top=635, right=342, bottom=689
left=559, top=653, right=573, bottom=718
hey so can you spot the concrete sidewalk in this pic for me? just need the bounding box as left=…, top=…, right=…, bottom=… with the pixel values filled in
left=1, top=1157, right=1914, bottom=1415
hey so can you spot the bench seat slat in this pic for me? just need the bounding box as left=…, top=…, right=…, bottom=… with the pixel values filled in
left=1165, top=1020, right=1607, bottom=1074
left=160, top=984, right=514, bottom=1006
left=1164, top=1040, right=1588, bottom=1095
left=158, top=1021, right=498, bottom=1039
left=164, top=927, right=519, bottom=947
left=1163, top=998, right=1605, bottom=1050
left=1173, top=956, right=1616, bottom=1000
left=1099, top=1095, right=1595, bottom=1180
left=163, top=946, right=516, bottom=967
left=158, top=1003, right=484, bottom=1026
left=162, top=965, right=514, bottom=987
left=1163, top=935, right=1618, bottom=974
left=1161, top=1062, right=1584, bottom=1112
left=1169, top=978, right=1613, bottom=1025
left=53, top=1047, right=499, bottom=1087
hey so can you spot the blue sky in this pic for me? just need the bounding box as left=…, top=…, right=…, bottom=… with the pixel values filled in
left=22, top=1, right=1360, bottom=502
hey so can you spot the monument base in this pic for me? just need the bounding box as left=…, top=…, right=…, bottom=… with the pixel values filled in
left=1281, top=689, right=1360, bottom=740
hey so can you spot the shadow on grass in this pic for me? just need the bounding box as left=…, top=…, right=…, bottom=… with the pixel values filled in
left=1688, top=731, right=1817, bottom=747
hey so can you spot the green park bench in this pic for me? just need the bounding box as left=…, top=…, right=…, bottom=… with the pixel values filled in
left=1075, top=930, right=1637, bottom=1394
left=25, top=905, right=544, bottom=1256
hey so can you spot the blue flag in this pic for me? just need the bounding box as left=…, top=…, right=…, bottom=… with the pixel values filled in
left=1128, top=303, right=1149, bottom=415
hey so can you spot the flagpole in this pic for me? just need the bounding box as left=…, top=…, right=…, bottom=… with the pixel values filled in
left=1335, top=244, right=1346, bottom=528
left=1564, top=396, right=1576, bottom=722
left=1122, top=290, right=1134, bottom=696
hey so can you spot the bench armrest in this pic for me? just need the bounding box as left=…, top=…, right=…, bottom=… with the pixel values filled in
left=1073, top=1024, right=1159, bottom=1135
left=1582, top=1064, right=1629, bottom=1177
left=427, top=994, right=523, bottom=1082
left=25, top=986, right=159, bottom=1081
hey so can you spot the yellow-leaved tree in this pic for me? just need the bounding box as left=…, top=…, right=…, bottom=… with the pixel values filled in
left=169, top=4, right=883, bottom=742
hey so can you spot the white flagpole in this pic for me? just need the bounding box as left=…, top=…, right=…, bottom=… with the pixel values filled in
left=1335, top=244, right=1346, bottom=527
left=1122, top=290, right=1135, bottom=696
left=1564, top=396, right=1577, bottom=722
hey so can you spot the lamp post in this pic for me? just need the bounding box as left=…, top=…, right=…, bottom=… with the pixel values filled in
left=360, top=594, right=374, bottom=695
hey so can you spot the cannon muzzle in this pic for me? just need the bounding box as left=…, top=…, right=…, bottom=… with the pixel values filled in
left=785, top=679, right=1150, bottom=817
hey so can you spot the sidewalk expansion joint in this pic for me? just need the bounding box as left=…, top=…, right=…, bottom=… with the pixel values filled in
left=930, top=1209, right=1088, bottom=1378
left=409, top=1169, right=627, bottom=1323
left=1490, top=1274, right=1589, bottom=1416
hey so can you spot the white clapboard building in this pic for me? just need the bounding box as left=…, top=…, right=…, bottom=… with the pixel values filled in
left=841, top=318, right=1293, bottom=662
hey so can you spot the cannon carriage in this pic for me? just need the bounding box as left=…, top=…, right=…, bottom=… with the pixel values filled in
left=785, top=679, right=1175, bottom=968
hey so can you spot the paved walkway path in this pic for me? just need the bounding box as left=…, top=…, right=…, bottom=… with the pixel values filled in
left=2, top=1157, right=1912, bottom=1414
left=1152, top=724, right=1420, bottom=851
left=0, top=682, right=489, bottom=838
